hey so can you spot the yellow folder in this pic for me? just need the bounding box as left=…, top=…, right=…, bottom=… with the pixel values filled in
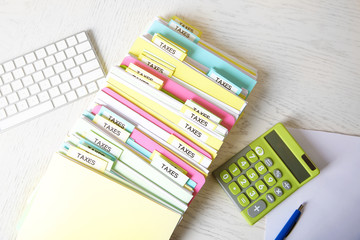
left=17, top=153, right=181, bottom=240
left=129, top=36, right=247, bottom=112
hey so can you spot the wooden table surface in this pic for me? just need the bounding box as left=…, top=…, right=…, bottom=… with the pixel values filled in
left=1, top=0, right=359, bottom=239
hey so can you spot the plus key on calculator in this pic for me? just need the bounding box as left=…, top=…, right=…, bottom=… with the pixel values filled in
left=213, top=123, right=319, bottom=225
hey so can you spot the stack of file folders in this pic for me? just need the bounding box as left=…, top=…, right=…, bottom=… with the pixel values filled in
left=18, top=16, right=258, bottom=240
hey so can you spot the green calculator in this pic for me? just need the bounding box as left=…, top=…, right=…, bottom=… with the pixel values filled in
left=213, top=123, right=319, bottom=225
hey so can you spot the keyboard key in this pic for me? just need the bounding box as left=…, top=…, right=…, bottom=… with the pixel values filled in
left=75, top=41, right=91, bottom=53
left=5, top=104, right=17, bottom=116
left=86, top=81, right=98, bottom=93
left=23, top=64, right=36, bottom=75
left=80, top=59, right=99, bottom=73
left=228, top=182, right=241, bottom=195
left=32, top=71, right=45, bottom=82
left=70, top=66, right=82, bottom=77
left=1, top=84, right=12, bottom=95
left=48, top=86, right=60, bottom=98
left=255, top=180, right=268, bottom=193
left=65, top=47, right=76, bottom=58
left=18, top=88, right=30, bottom=99
left=39, top=79, right=51, bottom=91
left=264, top=173, right=276, bottom=186
left=34, top=59, right=46, bottom=71
left=37, top=91, right=50, bottom=102
left=282, top=180, right=291, bottom=190
left=247, top=200, right=266, bottom=218
left=65, top=90, right=77, bottom=102
left=0, top=101, right=53, bottom=130
left=246, top=187, right=259, bottom=200
left=76, top=32, right=87, bottom=42
left=255, top=162, right=267, bottom=175
left=14, top=57, right=26, bottom=68
left=35, top=48, right=47, bottom=59
left=56, top=40, right=67, bottom=51
left=274, top=187, right=283, bottom=197
left=0, top=97, right=8, bottom=108
left=25, top=52, right=37, bottom=63
left=79, top=68, right=103, bottom=84
left=237, top=175, right=250, bottom=188
left=228, top=163, right=241, bottom=177
left=74, top=54, right=86, bottom=65
left=29, top=84, right=41, bottom=95
left=45, top=44, right=57, bottom=55
left=52, top=95, right=67, bottom=107
left=55, top=51, right=66, bottom=62
left=237, top=194, right=250, bottom=208
left=43, top=67, right=55, bottom=78
left=4, top=61, right=15, bottom=72
left=69, top=78, right=81, bottom=89
left=44, top=55, right=56, bottom=66
left=49, top=75, right=61, bottom=86
left=2, top=72, right=14, bottom=83
left=59, top=82, right=70, bottom=93
left=16, top=100, right=28, bottom=111
left=84, top=50, right=96, bottom=61
left=273, top=169, right=282, bottom=178
left=246, top=168, right=259, bottom=182
left=237, top=157, right=250, bottom=170
left=66, top=36, right=78, bottom=46
left=27, top=95, right=39, bottom=107
left=11, top=79, right=23, bottom=91
left=246, top=150, right=258, bottom=163
left=22, top=75, right=34, bottom=87
left=7, top=92, right=19, bottom=104
left=0, top=109, right=6, bottom=120
left=64, top=58, right=75, bottom=69
left=60, top=71, right=71, bottom=82
left=13, top=68, right=25, bottom=79
left=0, top=65, right=4, bottom=75
left=219, top=170, right=232, bottom=183
left=53, top=62, right=65, bottom=73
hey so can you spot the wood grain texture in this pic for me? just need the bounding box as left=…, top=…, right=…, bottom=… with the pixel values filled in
left=0, top=0, right=359, bottom=239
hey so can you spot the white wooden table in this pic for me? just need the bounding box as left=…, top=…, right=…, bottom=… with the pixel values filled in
left=1, top=0, right=359, bottom=239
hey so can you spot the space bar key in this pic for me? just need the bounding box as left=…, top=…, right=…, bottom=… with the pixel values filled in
left=0, top=101, right=54, bottom=131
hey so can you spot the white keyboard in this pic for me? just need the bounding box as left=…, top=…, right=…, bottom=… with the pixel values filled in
left=0, top=31, right=105, bottom=133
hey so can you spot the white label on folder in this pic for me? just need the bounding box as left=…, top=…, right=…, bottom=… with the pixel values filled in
left=128, top=63, right=164, bottom=86
left=83, top=130, right=123, bottom=159
left=178, top=119, right=208, bottom=143
left=67, top=146, right=107, bottom=172
left=167, top=135, right=204, bottom=164
left=152, top=34, right=187, bottom=61
left=93, top=115, right=130, bottom=143
left=77, top=144, right=114, bottom=171
left=140, top=56, right=173, bottom=77
left=185, top=100, right=222, bottom=124
left=181, top=105, right=217, bottom=131
left=208, top=69, right=242, bottom=95
left=150, top=154, right=189, bottom=187
left=168, top=20, right=198, bottom=42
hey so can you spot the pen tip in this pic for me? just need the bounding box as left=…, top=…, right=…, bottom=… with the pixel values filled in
left=298, top=204, right=304, bottom=211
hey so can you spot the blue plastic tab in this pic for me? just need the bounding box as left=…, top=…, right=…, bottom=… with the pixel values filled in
left=126, top=138, right=152, bottom=159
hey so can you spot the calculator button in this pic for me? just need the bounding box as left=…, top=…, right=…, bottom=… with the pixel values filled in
left=246, top=169, right=259, bottom=182
left=246, top=150, right=258, bottom=163
left=274, top=187, right=283, bottom=197
left=273, top=169, right=282, bottom=178
left=228, top=163, right=241, bottom=177
left=246, top=187, right=259, bottom=200
left=220, top=170, right=232, bottom=183
left=255, top=180, right=268, bottom=193
left=282, top=180, right=292, bottom=190
left=247, top=200, right=266, bottom=218
left=237, top=157, right=250, bottom=170
left=228, top=182, right=241, bottom=195
left=264, top=173, right=277, bottom=186
left=255, top=162, right=267, bottom=175
left=266, top=193, right=275, bottom=203
left=255, top=146, right=264, bottom=156
left=237, top=175, right=250, bottom=188
left=237, top=194, right=250, bottom=207
left=264, top=158, right=273, bottom=167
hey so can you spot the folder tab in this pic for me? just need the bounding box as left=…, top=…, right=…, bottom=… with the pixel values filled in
left=152, top=33, right=187, bottom=61
left=168, top=19, right=200, bottom=43
left=125, top=67, right=162, bottom=90
left=139, top=50, right=175, bottom=77
left=97, top=105, right=135, bottom=133
left=208, top=68, right=246, bottom=96
left=66, top=145, right=108, bottom=173
left=128, top=63, right=164, bottom=87
left=185, top=99, right=222, bottom=124
left=181, top=104, right=218, bottom=132
left=171, top=16, right=202, bottom=37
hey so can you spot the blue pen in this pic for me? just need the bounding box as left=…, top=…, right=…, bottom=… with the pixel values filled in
left=275, top=204, right=304, bottom=240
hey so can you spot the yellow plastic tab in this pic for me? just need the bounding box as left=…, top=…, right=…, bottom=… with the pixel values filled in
left=171, top=16, right=202, bottom=37
left=125, top=67, right=162, bottom=90
left=150, top=150, right=188, bottom=175
left=152, top=33, right=187, bottom=61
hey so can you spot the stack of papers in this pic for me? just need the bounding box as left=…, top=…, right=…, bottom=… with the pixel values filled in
left=18, top=16, right=258, bottom=239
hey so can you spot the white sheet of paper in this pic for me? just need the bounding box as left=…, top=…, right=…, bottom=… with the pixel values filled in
left=265, top=128, right=360, bottom=240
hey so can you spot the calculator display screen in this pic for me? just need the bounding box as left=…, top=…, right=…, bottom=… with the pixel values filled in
left=264, top=130, right=310, bottom=183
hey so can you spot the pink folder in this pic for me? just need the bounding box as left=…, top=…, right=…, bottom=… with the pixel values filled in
left=121, top=55, right=236, bottom=130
